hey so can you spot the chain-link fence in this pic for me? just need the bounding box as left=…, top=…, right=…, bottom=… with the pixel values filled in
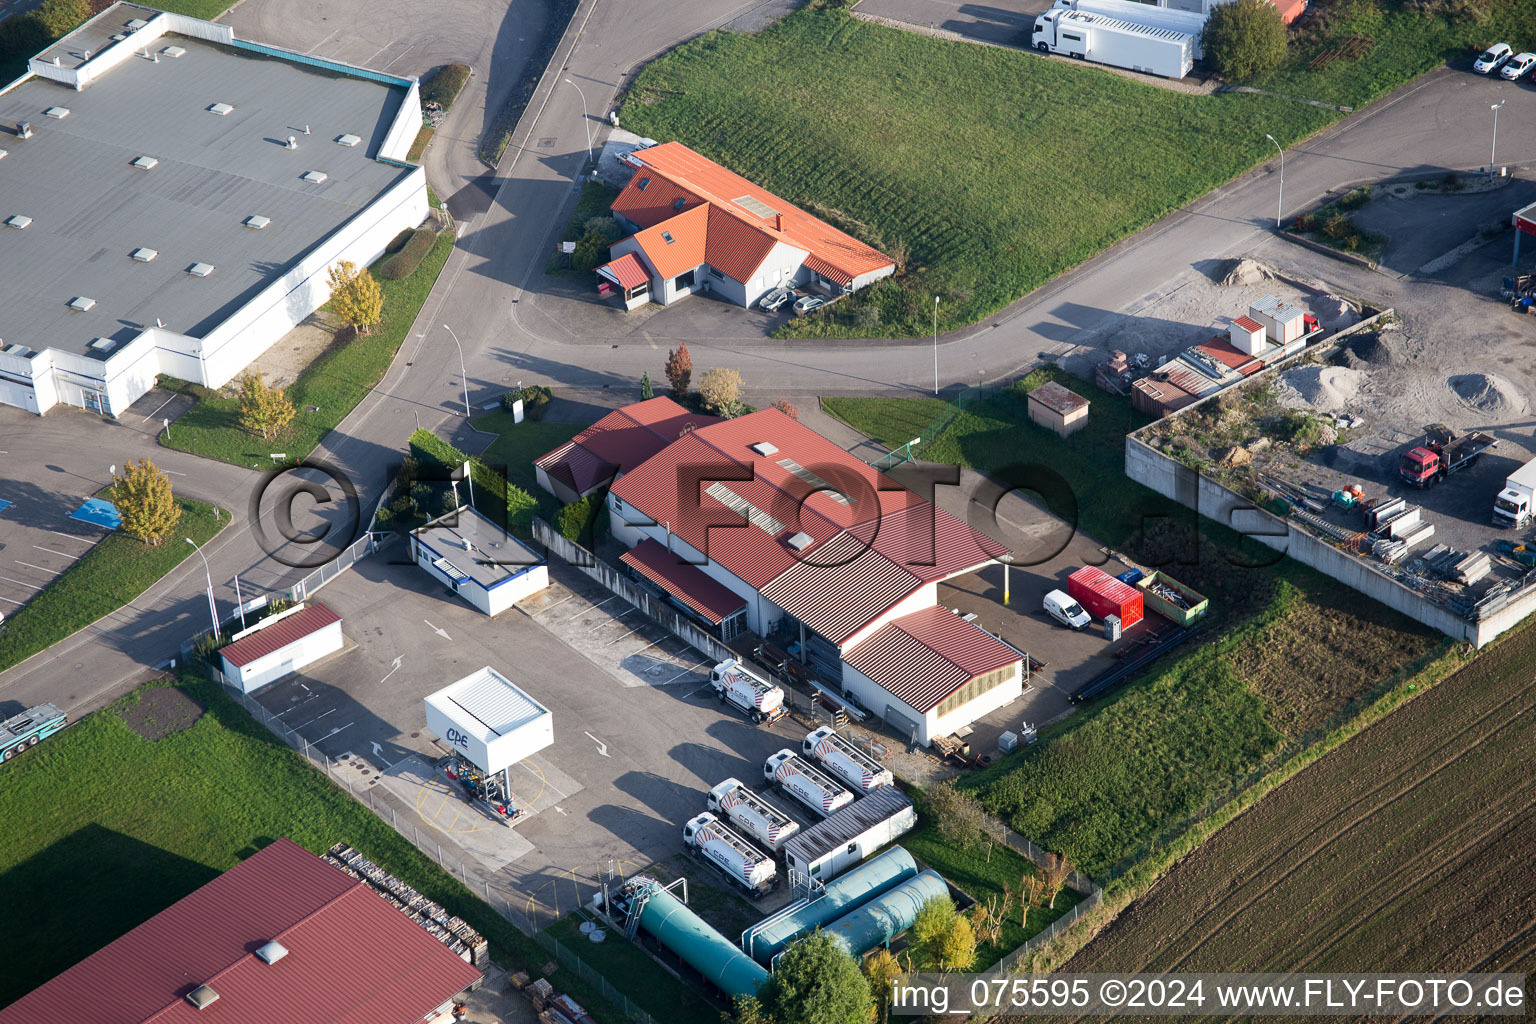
left=866, top=380, right=1016, bottom=472
left=534, top=931, right=660, bottom=1024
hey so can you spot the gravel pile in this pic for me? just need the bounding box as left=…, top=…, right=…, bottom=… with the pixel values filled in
left=1274, top=365, right=1366, bottom=413
left=1221, top=258, right=1274, bottom=288
left=1449, top=372, right=1528, bottom=416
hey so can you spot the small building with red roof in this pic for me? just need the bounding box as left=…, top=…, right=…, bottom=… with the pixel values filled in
left=0, top=837, right=481, bottom=1024
left=593, top=403, right=1020, bottom=744
left=597, top=141, right=896, bottom=310
left=218, top=601, right=344, bottom=693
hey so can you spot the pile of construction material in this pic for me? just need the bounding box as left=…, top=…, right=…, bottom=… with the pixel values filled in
left=325, top=843, right=488, bottom=967
left=1363, top=496, right=1434, bottom=564
left=526, top=979, right=599, bottom=1024
left=1413, top=545, right=1492, bottom=586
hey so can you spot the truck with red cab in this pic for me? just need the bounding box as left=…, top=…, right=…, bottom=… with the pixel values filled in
left=1399, top=424, right=1497, bottom=488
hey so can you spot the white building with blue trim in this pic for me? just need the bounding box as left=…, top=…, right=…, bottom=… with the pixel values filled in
left=409, top=507, right=549, bottom=617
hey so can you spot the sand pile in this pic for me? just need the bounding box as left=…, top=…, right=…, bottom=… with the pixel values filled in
left=1449, top=372, right=1528, bottom=416
left=1274, top=365, right=1365, bottom=412
left=1221, top=258, right=1274, bottom=288
left=1315, top=296, right=1359, bottom=330
left=1340, top=332, right=1401, bottom=369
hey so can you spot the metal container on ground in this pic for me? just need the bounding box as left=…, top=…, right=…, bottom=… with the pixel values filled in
left=1135, top=571, right=1209, bottom=627
left=1067, top=565, right=1144, bottom=629
left=631, top=882, right=768, bottom=998
left=816, top=870, right=951, bottom=960
left=741, top=846, right=919, bottom=965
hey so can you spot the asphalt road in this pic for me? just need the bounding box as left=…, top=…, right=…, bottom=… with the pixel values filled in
left=4, top=0, right=1536, bottom=728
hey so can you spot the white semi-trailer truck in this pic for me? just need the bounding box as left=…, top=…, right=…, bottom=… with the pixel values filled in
left=1052, top=0, right=1207, bottom=58
left=802, top=727, right=893, bottom=795
left=708, top=778, right=801, bottom=853
left=683, top=812, right=777, bottom=897
left=764, top=749, right=855, bottom=818
left=1030, top=8, right=1194, bottom=78
left=710, top=659, right=787, bottom=725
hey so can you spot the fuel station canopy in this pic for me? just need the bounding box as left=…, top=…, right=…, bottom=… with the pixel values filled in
left=424, top=666, right=553, bottom=773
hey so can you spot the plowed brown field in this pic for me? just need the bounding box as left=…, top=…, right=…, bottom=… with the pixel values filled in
left=1035, top=621, right=1536, bottom=1017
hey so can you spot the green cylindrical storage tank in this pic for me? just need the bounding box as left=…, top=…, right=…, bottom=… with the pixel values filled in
left=820, top=870, right=950, bottom=959
left=636, top=883, right=769, bottom=999
left=743, top=847, right=918, bottom=965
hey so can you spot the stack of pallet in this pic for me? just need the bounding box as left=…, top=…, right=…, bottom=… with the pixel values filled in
left=324, top=843, right=489, bottom=967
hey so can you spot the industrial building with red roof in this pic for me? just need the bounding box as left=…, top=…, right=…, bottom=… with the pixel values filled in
left=536, top=402, right=1024, bottom=745
left=0, top=838, right=481, bottom=1024
left=533, top=395, right=720, bottom=503
left=596, top=141, right=896, bottom=311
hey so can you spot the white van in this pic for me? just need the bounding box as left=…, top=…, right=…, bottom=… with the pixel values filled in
left=1044, top=589, right=1091, bottom=629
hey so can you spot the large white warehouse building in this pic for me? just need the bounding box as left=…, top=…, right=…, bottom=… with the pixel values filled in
left=0, top=3, right=427, bottom=416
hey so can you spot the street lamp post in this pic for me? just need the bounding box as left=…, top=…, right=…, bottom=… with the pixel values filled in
left=564, top=77, right=593, bottom=169
left=185, top=537, right=219, bottom=637
left=441, top=324, right=472, bottom=420
left=932, top=296, right=940, bottom=396
left=1491, top=100, right=1507, bottom=175
left=1264, top=133, right=1283, bottom=230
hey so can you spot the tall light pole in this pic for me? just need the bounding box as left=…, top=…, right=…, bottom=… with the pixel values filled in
left=564, top=77, right=593, bottom=169
left=185, top=537, right=219, bottom=637
left=1264, top=133, right=1283, bottom=230
left=932, top=296, right=940, bottom=396
left=441, top=324, right=472, bottom=419
left=1491, top=100, right=1507, bottom=175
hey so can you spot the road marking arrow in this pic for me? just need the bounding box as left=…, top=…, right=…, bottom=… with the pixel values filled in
left=424, top=620, right=452, bottom=641
left=554, top=806, right=568, bottom=816
left=584, top=732, right=609, bottom=757
left=379, top=656, right=402, bottom=685
left=371, top=740, right=385, bottom=759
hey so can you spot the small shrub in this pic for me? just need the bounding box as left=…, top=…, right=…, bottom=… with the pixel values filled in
left=1337, top=186, right=1371, bottom=211
left=1443, top=171, right=1461, bottom=191
left=554, top=492, right=605, bottom=545
left=420, top=63, right=472, bottom=111
left=1322, top=211, right=1354, bottom=241
left=377, top=228, right=437, bottom=281
left=582, top=216, right=622, bottom=243
left=854, top=303, right=882, bottom=329
left=1292, top=212, right=1317, bottom=233
left=500, top=385, right=553, bottom=419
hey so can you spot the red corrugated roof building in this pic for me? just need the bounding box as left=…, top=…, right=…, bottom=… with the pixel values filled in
left=844, top=606, right=1022, bottom=717
left=218, top=602, right=341, bottom=669
left=603, top=142, right=896, bottom=309
left=533, top=396, right=720, bottom=502
left=597, top=403, right=1020, bottom=744
left=0, top=838, right=480, bottom=1024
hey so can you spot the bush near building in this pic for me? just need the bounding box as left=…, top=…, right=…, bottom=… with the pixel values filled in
left=499, top=384, right=553, bottom=420
left=378, top=228, right=438, bottom=281
left=1202, top=0, right=1287, bottom=81
left=420, top=63, right=472, bottom=112
left=407, top=428, right=540, bottom=534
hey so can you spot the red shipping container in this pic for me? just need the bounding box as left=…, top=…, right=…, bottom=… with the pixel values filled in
left=1067, top=566, right=1144, bottom=630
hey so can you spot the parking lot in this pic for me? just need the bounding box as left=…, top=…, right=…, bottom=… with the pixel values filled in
left=246, top=545, right=809, bottom=927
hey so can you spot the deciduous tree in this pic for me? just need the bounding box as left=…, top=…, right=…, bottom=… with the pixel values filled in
left=864, top=948, right=901, bottom=1024
left=1202, top=0, right=1286, bottom=81
left=237, top=370, right=296, bottom=440
left=770, top=398, right=799, bottom=420
left=699, top=367, right=744, bottom=416
left=34, top=0, right=89, bottom=37
left=760, top=931, right=872, bottom=1024
left=664, top=343, right=692, bottom=398
left=110, top=459, right=180, bottom=546
left=911, top=894, right=957, bottom=970
left=937, top=912, right=978, bottom=972
left=925, top=779, right=984, bottom=851
left=640, top=370, right=654, bottom=400
left=328, top=260, right=384, bottom=335
left=1043, top=853, right=1074, bottom=909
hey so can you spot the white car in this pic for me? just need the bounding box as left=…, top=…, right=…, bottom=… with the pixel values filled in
left=1473, top=43, right=1512, bottom=74
left=1044, top=589, right=1091, bottom=630
left=793, top=295, right=825, bottom=316
left=1500, top=51, right=1536, bottom=80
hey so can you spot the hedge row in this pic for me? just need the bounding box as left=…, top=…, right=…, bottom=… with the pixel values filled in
left=553, top=491, right=607, bottom=546
left=407, top=428, right=539, bottom=533
left=499, top=384, right=553, bottom=420
left=378, top=228, right=438, bottom=281
left=421, top=63, right=472, bottom=112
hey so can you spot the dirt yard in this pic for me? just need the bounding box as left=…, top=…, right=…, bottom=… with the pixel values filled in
left=118, top=685, right=205, bottom=740
left=247, top=313, right=344, bottom=389
left=1043, top=622, right=1536, bottom=989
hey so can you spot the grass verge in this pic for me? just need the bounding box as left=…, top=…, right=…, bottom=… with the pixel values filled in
left=546, top=182, right=623, bottom=274
left=823, top=371, right=1442, bottom=877
left=619, top=4, right=1336, bottom=338
left=0, top=498, right=226, bottom=674
left=420, top=63, right=472, bottom=111
left=468, top=414, right=583, bottom=521
left=544, top=914, right=718, bottom=1024
left=407, top=125, right=433, bottom=162
left=160, top=227, right=454, bottom=467
left=0, top=673, right=634, bottom=1021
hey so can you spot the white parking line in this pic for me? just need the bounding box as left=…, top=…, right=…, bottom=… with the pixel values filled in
left=48, top=531, right=91, bottom=543
left=0, top=575, right=40, bottom=589
left=34, top=546, right=75, bottom=559
left=164, top=469, right=187, bottom=477
left=603, top=626, right=643, bottom=646
left=142, top=395, right=177, bottom=422
left=0, top=595, right=21, bottom=606
left=14, top=561, right=52, bottom=573
left=294, top=707, right=337, bottom=730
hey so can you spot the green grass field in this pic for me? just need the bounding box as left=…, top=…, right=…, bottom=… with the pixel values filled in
left=0, top=675, right=631, bottom=1019
left=469, top=414, right=583, bottom=520
left=0, top=498, right=226, bottom=674
left=619, top=4, right=1336, bottom=338
left=161, top=226, right=454, bottom=467
left=824, top=376, right=1444, bottom=876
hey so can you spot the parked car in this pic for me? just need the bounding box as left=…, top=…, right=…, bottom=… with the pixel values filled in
left=1044, top=589, right=1091, bottom=630
left=1500, top=51, right=1536, bottom=79
left=793, top=295, right=826, bottom=316
left=759, top=287, right=794, bottom=312
left=1473, top=43, right=1512, bottom=73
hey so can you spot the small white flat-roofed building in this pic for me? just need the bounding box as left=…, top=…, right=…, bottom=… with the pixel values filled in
left=0, top=3, right=427, bottom=417
left=217, top=601, right=344, bottom=693
left=424, top=666, right=554, bottom=774
left=409, top=507, right=549, bottom=616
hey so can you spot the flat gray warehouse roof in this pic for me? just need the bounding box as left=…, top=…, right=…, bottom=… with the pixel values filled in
left=0, top=33, right=410, bottom=358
